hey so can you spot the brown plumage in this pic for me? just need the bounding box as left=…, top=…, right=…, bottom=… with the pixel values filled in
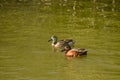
left=48, top=36, right=75, bottom=52
left=61, top=45, right=87, bottom=57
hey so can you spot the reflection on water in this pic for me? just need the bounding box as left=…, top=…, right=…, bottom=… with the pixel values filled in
left=0, top=1, right=120, bottom=80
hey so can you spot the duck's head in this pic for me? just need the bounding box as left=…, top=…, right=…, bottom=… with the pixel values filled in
left=48, top=35, right=58, bottom=42
left=61, top=45, right=71, bottom=52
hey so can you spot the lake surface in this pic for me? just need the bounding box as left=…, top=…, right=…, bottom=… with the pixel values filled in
left=0, top=2, right=120, bottom=80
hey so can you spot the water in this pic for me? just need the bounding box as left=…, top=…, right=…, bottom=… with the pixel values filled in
left=0, top=2, right=120, bottom=80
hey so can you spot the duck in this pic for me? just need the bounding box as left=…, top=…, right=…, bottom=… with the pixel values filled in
left=48, top=35, right=75, bottom=52
left=61, top=45, right=87, bottom=57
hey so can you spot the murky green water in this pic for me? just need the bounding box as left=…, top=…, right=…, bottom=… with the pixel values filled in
left=0, top=1, right=120, bottom=80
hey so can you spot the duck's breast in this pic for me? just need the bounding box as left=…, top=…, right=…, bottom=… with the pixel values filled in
left=65, top=50, right=78, bottom=57
left=54, top=41, right=64, bottom=48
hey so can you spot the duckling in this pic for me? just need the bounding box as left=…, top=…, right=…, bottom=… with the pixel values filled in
left=48, top=35, right=75, bottom=52
left=61, top=45, right=87, bottom=57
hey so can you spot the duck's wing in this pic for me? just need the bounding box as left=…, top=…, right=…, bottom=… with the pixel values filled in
left=78, top=49, right=87, bottom=55
left=64, top=39, right=75, bottom=43
left=72, top=48, right=87, bottom=55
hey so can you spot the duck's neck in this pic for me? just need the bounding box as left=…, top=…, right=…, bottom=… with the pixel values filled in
left=52, top=38, right=57, bottom=45
left=53, top=41, right=57, bottom=45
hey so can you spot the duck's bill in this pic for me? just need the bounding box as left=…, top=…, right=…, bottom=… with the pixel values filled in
left=48, top=39, right=52, bottom=42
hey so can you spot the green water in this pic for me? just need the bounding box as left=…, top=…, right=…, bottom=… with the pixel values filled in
left=0, top=2, right=120, bottom=80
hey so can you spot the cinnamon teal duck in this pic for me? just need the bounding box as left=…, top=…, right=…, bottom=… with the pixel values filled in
left=48, top=35, right=75, bottom=52
left=61, top=45, right=87, bottom=57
